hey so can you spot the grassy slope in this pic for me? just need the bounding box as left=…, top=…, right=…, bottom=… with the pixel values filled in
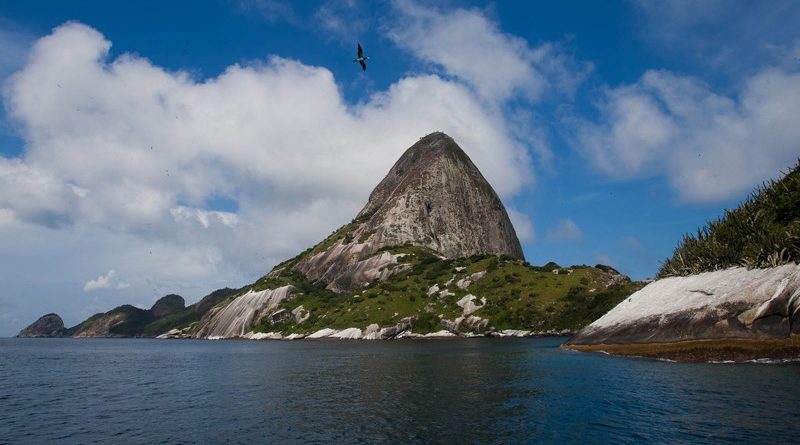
left=249, top=245, right=643, bottom=335
left=658, top=160, right=800, bottom=278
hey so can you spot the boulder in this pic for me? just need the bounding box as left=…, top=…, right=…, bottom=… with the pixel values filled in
left=568, top=264, right=800, bottom=346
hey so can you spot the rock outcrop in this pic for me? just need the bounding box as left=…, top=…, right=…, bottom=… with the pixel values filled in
left=192, top=286, right=293, bottom=339
left=16, top=313, right=66, bottom=337
left=293, top=132, right=523, bottom=293
left=567, top=264, right=800, bottom=346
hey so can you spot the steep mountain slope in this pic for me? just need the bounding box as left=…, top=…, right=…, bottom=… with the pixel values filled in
left=16, top=313, right=66, bottom=337
left=288, top=132, right=523, bottom=294
left=180, top=133, right=638, bottom=339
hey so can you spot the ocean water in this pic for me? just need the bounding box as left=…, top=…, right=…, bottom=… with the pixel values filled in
left=1, top=337, right=798, bottom=444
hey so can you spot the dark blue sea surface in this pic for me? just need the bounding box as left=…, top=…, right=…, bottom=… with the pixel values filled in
left=1, top=337, right=798, bottom=444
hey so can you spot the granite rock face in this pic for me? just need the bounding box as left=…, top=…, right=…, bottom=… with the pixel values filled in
left=16, top=313, right=65, bottom=337
left=294, top=132, right=523, bottom=293
left=568, top=264, right=800, bottom=346
left=150, top=294, right=185, bottom=318
left=192, top=286, right=294, bottom=339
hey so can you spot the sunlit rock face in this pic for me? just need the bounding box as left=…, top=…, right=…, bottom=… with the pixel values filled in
left=16, top=313, right=65, bottom=337
left=568, top=264, right=800, bottom=345
left=294, top=132, right=523, bottom=294
left=192, top=286, right=293, bottom=339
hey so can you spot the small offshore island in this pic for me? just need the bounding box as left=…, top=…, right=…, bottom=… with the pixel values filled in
left=18, top=133, right=800, bottom=363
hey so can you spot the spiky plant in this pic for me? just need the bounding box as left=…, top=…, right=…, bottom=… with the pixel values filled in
left=657, top=160, right=800, bottom=278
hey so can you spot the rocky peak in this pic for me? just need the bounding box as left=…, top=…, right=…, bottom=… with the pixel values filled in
left=356, top=131, right=523, bottom=259
left=293, top=132, right=524, bottom=293
left=150, top=294, right=185, bottom=318
left=16, top=313, right=65, bottom=337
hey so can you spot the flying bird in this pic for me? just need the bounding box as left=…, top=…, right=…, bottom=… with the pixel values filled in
left=353, top=43, right=368, bottom=71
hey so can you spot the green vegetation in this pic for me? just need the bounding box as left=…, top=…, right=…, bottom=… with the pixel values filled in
left=67, top=287, right=241, bottom=337
left=658, top=160, right=800, bottom=278
left=251, top=246, right=642, bottom=335
left=141, top=287, right=240, bottom=336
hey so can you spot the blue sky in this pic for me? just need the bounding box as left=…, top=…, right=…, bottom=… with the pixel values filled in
left=0, top=0, right=798, bottom=335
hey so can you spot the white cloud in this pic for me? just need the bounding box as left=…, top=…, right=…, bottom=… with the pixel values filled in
left=547, top=219, right=582, bottom=241
left=507, top=208, right=535, bottom=244
left=84, top=269, right=117, bottom=291
left=314, top=0, right=368, bottom=42
left=572, top=65, right=800, bottom=202
left=0, top=21, right=539, bottom=300
left=388, top=0, right=590, bottom=104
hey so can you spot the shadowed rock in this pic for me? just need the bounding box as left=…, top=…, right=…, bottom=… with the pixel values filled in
left=150, top=294, right=185, bottom=318
left=16, top=313, right=65, bottom=337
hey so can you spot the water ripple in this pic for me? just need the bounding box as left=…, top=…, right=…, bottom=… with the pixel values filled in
left=0, top=337, right=798, bottom=444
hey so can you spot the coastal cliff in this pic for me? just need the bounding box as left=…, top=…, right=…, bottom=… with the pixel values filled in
left=290, top=132, right=523, bottom=294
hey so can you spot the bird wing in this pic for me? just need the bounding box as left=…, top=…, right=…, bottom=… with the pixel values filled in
left=359, top=60, right=367, bottom=71
left=357, top=43, right=363, bottom=58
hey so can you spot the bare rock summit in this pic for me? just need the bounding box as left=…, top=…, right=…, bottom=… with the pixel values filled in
left=293, top=132, right=524, bottom=293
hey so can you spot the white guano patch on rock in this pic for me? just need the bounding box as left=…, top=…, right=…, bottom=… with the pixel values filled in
left=456, top=271, right=487, bottom=289
left=331, top=328, right=363, bottom=339
left=424, top=330, right=457, bottom=337
left=498, top=329, right=531, bottom=337
left=456, top=294, right=486, bottom=315
left=363, top=323, right=381, bottom=340
left=307, top=328, right=339, bottom=339
left=244, top=331, right=282, bottom=340
left=291, top=305, right=310, bottom=323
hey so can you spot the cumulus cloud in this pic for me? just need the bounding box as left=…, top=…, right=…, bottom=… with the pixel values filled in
left=546, top=219, right=582, bottom=241
left=388, top=0, right=590, bottom=103
left=507, top=208, right=535, bottom=243
left=314, top=0, right=370, bottom=42
left=572, top=64, right=800, bottom=202
left=84, top=269, right=117, bottom=291
left=0, top=21, right=542, bottom=289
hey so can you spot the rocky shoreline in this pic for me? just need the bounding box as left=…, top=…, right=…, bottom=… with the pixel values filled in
left=565, top=264, right=800, bottom=362
left=156, top=323, right=573, bottom=340
left=563, top=337, right=800, bottom=363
